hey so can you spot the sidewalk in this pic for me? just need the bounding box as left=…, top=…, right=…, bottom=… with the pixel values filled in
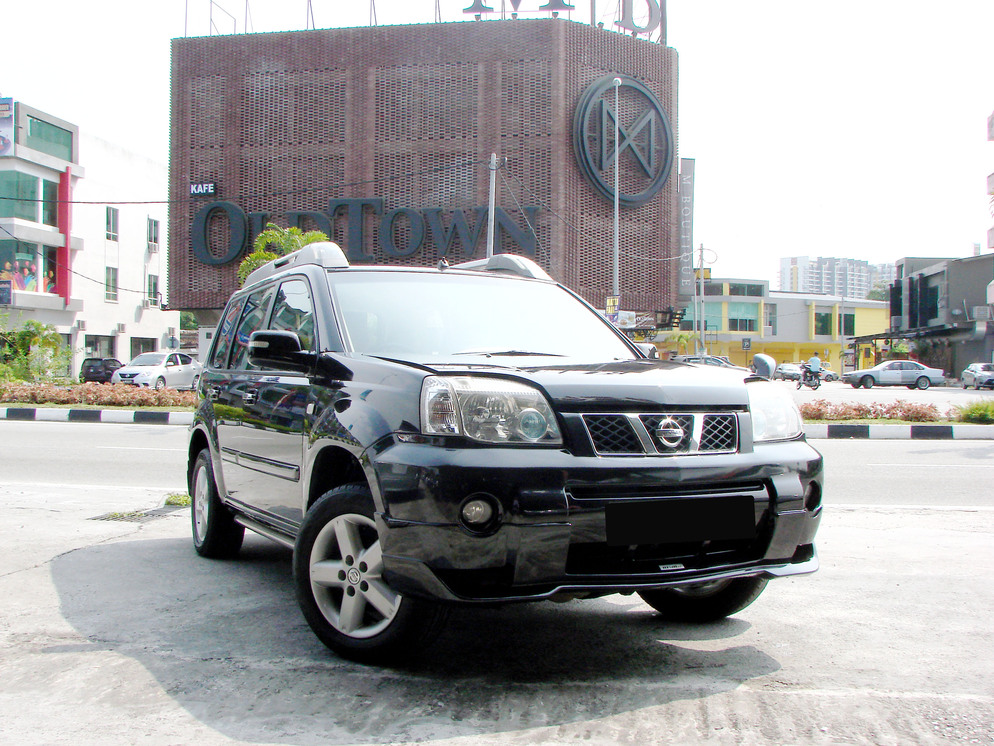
left=3, top=405, right=994, bottom=439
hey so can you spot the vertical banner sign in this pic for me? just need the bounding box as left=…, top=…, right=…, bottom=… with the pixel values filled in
left=0, top=98, right=14, bottom=156
left=678, top=159, right=695, bottom=298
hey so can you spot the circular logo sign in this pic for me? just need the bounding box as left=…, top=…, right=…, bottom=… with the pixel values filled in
left=572, top=75, right=674, bottom=207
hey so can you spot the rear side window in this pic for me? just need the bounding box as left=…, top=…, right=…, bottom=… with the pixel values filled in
left=210, top=298, right=245, bottom=369
left=229, top=286, right=275, bottom=371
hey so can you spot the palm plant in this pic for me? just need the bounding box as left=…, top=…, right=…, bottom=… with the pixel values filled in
left=237, top=223, right=330, bottom=286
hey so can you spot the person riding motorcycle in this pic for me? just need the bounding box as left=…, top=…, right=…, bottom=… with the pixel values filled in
left=798, top=353, right=822, bottom=389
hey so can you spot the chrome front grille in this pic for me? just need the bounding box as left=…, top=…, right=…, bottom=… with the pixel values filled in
left=582, top=412, right=739, bottom=456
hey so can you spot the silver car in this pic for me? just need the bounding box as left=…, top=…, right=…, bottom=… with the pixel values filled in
left=842, top=360, right=945, bottom=390
left=111, top=352, right=202, bottom=390
left=961, top=363, right=994, bottom=390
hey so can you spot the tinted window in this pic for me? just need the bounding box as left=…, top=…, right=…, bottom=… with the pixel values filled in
left=270, top=278, right=316, bottom=352
left=229, top=286, right=275, bottom=370
left=211, top=298, right=245, bottom=369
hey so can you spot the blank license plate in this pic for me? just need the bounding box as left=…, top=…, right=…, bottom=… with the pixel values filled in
left=606, top=496, right=756, bottom=546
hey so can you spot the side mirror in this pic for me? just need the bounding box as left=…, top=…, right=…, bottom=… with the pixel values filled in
left=248, top=330, right=315, bottom=372
left=752, top=353, right=776, bottom=380
left=636, top=342, right=658, bottom=359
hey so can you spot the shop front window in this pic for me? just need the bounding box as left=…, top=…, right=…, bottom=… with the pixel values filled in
left=0, top=240, right=43, bottom=291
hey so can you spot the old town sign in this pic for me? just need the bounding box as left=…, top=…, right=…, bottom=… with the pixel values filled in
left=573, top=75, right=674, bottom=207
left=190, top=199, right=540, bottom=267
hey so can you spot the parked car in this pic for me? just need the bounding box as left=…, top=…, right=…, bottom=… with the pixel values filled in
left=842, top=360, right=945, bottom=389
left=961, top=363, right=994, bottom=390
left=188, top=244, right=823, bottom=663
left=111, top=352, right=202, bottom=390
left=775, top=363, right=802, bottom=381
left=670, top=354, right=749, bottom=371
left=78, top=357, right=122, bottom=384
left=818, top=364, right=839, bottom=382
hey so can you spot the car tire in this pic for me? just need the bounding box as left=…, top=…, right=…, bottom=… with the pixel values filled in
left=293, top=484, right=448, bottom=663
left=860, top=376, right=874, bottom=389
left=915, top=377, right=930, bottom=390
left=190, top=449, right=244, bottom=558
left=637, top=576, right=769, bottom=623
left=154, top=377, right=167, bottom=390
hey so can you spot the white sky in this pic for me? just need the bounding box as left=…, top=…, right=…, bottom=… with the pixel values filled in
left=6, top=0, right=993, bottom=285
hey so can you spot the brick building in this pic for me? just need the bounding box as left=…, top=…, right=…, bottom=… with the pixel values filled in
left=168, top=19, right=681, bottom=321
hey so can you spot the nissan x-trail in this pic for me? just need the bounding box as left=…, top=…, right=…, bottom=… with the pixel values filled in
left=188, top=243, right=823, bottom=662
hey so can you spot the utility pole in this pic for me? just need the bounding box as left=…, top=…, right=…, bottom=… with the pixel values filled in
left=698, top=243, right=706, bottom=354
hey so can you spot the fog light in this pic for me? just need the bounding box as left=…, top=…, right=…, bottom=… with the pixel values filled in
left=804, top=482, right=822, bottom=511
left=461, top=498, right=494, bottom=526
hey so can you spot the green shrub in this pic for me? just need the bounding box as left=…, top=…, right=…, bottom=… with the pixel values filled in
left=952, top=400, right=994, bottom=424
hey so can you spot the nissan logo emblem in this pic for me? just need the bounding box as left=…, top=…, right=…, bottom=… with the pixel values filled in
left=655, top=417, right=685, bottom=448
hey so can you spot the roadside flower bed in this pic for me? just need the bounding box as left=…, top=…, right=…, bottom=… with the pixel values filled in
left=799, top=399, right=946, bottom=422
left=0, top=382, right=197, bottom=409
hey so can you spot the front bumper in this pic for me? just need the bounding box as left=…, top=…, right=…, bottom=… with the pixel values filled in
left=373, top=437, right=823, bottom=603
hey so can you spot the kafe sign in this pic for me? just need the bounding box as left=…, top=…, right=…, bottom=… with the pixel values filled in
left=190, top=198, right=540, bottom=266
left=462, top=0, right=665, bottom=35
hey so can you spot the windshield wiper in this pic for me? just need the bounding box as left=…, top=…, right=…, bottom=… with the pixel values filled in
left=452, top=349, right=564, bottom=357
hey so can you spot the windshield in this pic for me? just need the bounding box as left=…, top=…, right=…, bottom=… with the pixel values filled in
left=129, top=353, right=167, bottom=367
left=330, top=271, right=636, bottom=363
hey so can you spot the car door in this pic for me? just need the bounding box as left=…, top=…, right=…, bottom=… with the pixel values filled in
left=212, top=278, right=315, bottom=530
left=877, top=361, right=903, bottom=385
left=902, top=362, right=924, bottom=385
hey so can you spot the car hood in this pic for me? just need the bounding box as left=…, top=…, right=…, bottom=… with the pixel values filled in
left=414, top=358, right=754, bottom=408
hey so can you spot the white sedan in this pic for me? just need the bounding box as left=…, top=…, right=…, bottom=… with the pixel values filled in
left=111, top=352, right=202, bottom=390
left=842, top=360, right=945, bottom=390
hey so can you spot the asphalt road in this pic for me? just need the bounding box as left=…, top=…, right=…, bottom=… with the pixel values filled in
left=1, top=421, right=992, bottom=745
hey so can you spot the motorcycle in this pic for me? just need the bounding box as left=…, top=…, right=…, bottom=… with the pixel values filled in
left=796, top=364, right=821, bottom=390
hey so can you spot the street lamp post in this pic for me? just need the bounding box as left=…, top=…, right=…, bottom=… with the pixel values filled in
left=612, top=77, right=621, bottom=298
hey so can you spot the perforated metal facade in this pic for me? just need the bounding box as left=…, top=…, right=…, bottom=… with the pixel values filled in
left=169, top=19, right=679, bottom=312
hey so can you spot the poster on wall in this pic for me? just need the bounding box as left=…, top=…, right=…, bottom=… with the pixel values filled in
left=0, top=98, right=13, bottom=156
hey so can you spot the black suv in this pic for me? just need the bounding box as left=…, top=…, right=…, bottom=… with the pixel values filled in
left=79, top=357, right=123, bottom=383
left=188, top=244, right=823, bottom=662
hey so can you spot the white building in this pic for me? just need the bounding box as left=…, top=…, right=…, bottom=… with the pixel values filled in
left=779, top=255, right=894, bottom=299
left=0, top=99, right=179, bottom=376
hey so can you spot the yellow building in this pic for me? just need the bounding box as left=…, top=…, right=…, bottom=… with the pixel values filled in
left=660, top=279, right=890, bottom=374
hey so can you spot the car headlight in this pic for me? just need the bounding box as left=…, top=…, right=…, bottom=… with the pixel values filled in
left=748, top=380, right=803, bottom=442
left=421, top=376, right=562, bottom=445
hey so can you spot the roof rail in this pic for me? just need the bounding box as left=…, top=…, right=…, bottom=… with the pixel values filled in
left=449, top=254, right=553, bottom=281
left=244, top=242, right=349, bottom=286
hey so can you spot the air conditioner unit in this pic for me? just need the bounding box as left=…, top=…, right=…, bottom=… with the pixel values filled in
left=76, top=319, right=86, bottom=331
left=116, top=323, right=127, bottom=334
left=762, top=325, right=773, bottom=336
left=147, top=242, right=159, bottom=253
left=142, top=297, right=160, bottom=309
left=167, top=327, right=177, bottom=336
left=972, top=305, right=993, bottom=321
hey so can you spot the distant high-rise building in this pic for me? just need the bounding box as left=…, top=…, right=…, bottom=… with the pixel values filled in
left=779, top=256, right=894, bottom=298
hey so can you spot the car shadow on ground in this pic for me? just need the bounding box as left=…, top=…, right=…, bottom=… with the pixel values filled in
left=51, top=526, right=780, bottom=745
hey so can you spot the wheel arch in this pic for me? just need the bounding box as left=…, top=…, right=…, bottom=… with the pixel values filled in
left=306, top=444, right=369, bottom=513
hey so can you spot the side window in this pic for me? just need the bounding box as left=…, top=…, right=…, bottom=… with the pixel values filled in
left=270, top=278, right=316, bottom=352
left=229, top=286, right=275, bottom=371
left=210, top=297, right=245, bottom=369
left=178, top=354, right=193, bottom=365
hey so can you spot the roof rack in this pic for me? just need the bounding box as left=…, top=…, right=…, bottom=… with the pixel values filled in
left=244, top=242, right=349, bottom=286
left=449, top=254, right=553, bottom=281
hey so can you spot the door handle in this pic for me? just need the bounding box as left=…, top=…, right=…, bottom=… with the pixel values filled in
left=208, top=386, right=221, bottom=401
left=243, top=391, right=258, bottom=406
